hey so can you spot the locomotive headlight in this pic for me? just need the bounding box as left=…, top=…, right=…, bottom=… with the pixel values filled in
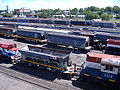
left=11, top=56, right=15, bottom=59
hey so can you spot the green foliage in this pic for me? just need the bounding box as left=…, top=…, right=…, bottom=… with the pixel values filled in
left=104, top=6, right=113, bottom=13
left=113, top=6, right=120, bottom=14
left=115, top=15, right=120, bottom=19
left=86, top=6, right=99, bottom=12
left=85, top=11, right=99, bottom=20
left=70, top=8, right=78, bottom=16
left=38, top=9, right=64, bottom=18
left=2, top=14, right=12, bottom=17
left=30, top=5, right=120, bottom=19
left=101, top=13, right=112, bottom=21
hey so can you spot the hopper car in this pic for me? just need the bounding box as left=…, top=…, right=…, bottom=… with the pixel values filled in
left=47, top=33, right=91, bottom=52
left=18, top=45, right=82, bottom=75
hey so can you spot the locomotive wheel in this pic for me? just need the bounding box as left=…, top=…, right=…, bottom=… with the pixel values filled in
left=39, top=65, right=47, bottom=70
left=51, top=68, right=57, bottom=73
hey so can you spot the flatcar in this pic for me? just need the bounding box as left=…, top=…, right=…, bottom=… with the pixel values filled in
left=0, top=41, right=21, bottom=63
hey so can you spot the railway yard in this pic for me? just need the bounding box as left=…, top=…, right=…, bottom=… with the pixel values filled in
left=1, top=18, right=120, bottom=90
left=0, top=36, right=119, bottom=90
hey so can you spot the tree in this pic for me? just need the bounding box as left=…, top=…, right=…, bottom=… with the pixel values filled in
left=70, top=8, right=78, bottom=16
left=101, top=13, right=112, bottom=20
left=113, top=6, right=120, bottom=14
left=85, top=11, right=99, bottom=20
left=38, top=9, right=54, bottom=18
left=104, top=6, right=113, bottom=13
left=2, top=14, right=12, bottom=17
left=86, top=6, right=99, bottom=12
left=115, top=15, right=120, bottom=19
left=79, top=8, right=85, bottom=15
left=97, top=8, right=104, bottom=15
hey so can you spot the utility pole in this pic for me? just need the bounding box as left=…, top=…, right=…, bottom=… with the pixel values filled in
left=6, top=5, right=8, bottom=14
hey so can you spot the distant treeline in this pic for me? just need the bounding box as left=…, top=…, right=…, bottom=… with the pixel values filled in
left=1, top=6, right=120, bottom=20
left=33, top=6, right=120, bottom=20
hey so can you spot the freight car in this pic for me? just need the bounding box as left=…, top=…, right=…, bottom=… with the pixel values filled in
left=40, top=19, right=54, bottom=24
left=17, top=26, right=70, bottom=40
left=91, top=21, right=116, bottom=28
left=68, top=31, right=106, bottom=50
left=69, top=31, right=95, bottom=45
left=94, top=32, right=120, bottom=44
left=82, top=28, right=120, bottom=34
left=70, top=20, right=91, bottom=26
left=47, top=33, right=91, bottom=52
left=80, top=52, right=120, bottom=83
left=16, top=28, right=46, bottom=43
left=105, top=39, right=120, bottom=55
left=18, top=45, right=82, bottom=75
left=28, top=18, right=40, bottom=23
left=0, top=26, right=17, bottom=37
left=54, top=20, right=69, bottom=25
left=0, top=41, right=21, bottom=63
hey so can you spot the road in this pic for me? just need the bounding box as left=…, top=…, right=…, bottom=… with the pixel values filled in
left=0, top=72, right=48, bottom=90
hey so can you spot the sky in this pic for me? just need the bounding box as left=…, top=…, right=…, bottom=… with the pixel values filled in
left=0, top=0, right=120, bottom=10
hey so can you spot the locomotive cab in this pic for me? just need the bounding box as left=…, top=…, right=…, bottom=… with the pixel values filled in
left=0, top=41, right=21, bottom=63
left=81, top=52, right=120, bottom=82
left=100, top=58, right=120, bottom=81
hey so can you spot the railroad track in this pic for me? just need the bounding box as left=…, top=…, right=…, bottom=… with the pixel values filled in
left=0, top=64, right=77, bottom=90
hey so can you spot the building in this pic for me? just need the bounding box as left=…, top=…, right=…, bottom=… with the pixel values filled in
left=14, top=8, right=31, bottom=14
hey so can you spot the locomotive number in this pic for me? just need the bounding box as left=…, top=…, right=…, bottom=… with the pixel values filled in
left=104, top=74, right=113, bottom=78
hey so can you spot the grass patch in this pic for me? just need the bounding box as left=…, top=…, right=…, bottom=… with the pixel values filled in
left=110, top=19, right=120, bottom=23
